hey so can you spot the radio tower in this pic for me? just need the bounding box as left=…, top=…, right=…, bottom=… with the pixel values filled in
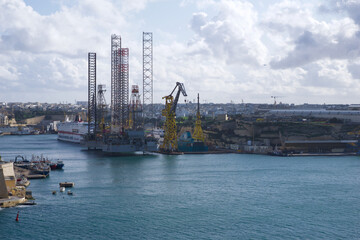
left=143, top=32, right=153, bottom=118
left=88, top=52, right=97, bottom=140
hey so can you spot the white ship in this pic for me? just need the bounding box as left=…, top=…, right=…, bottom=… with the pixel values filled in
left=57, top=122, right=88, bottom=143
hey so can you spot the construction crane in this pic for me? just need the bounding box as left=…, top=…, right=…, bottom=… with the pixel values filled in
left=161, top=82, right=187, bottom=151
left=192, top=93, right=205, bottom=142
left=271, top=96, right=283, bottom=105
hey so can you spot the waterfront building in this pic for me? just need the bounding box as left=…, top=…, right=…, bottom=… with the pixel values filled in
left=267, top=109, right=360, bottom=122
left=0, top=162, right=16, bottom=194
left=0, top=114, right=8, bottom=126
left=0, top=168, right=8, bottom=199
left=283, top=140, right=359, bottom=153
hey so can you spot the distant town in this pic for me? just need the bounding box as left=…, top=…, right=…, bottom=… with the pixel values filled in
left=1, top=101, right=360, bottom=155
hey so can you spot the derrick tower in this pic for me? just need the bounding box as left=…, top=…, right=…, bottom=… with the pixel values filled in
left=192, top=93, right=205, bottom=142
left=110, top=34, right=129, bottom=132
left=129, top=85, right=142, bottom=129
left=143, top=32, right=153, bottom=118
left=97, top=84, right=107, bottom=133
left=88, top=52, right=97, bottom=139
left=111, top=34, right=121, bottom=130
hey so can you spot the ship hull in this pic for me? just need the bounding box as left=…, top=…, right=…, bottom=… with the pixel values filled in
left=57, top=122, right=88, bottom=143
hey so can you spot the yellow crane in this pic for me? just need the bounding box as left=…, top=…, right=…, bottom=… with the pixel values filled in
left=192, top=93, right=204, bottom=142
left=161, top=82, right=187, bottom=151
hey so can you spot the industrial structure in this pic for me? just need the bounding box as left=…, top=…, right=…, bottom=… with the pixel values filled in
left=129, top=85, right=142, bottom=129
left=97, top=84, right=107, bottom=133
left=192, top=93, right=205, bottom=142
left=120, top=48, right=129, bottom=129
left=88, top=52, right=97, bottom=140
left=143, top=32, right=153, bottom=118
left=161, top=82, right=187, bottom=151
left=84, top=34, right=157, bottom=154
left=178, top=93, right=208, bottom=153
left=110, top=34, right=121, bottom=131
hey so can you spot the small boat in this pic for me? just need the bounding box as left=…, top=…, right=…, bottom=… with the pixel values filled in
left=27, top=174, right=47, bottom=179
left=19, top=201, right=37, bottom=206
left=50, top=160, right=64, bottom=170
left=67, top=190, right=73, bottom=195
left=49, top=160, right=64, bottom=171
left=50, top=163, right=57, bottom=170
left=31, top=164, right=50, bottom=175
left=30, top=155, right=64, bottom=171
left=52, top=191, right=57, bottom=195
left=55, top=161, right=64, bottom=170
left=17, top=177, right=30, bottom=187
left=59, top=182, right=74, bottom=188
left=60, top=187, right=65, bottom=192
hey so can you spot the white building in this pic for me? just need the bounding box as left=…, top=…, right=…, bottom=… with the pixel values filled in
left=0, top=114, right=8, bottom=126
left=267, top=110, right=360, bottom=123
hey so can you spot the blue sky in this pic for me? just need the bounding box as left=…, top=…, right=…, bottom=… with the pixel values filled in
left=1, top=0, right=360, bottom=104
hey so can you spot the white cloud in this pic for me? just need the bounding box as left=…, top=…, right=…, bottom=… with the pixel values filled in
left=1, top=0, right=360, bottom=104
left=266, top=1, right=360, bottom=69
left=189, top=0, right=267, bottom=66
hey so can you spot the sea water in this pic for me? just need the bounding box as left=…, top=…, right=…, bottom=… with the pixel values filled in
left=0, top=135, right=359, bottom=239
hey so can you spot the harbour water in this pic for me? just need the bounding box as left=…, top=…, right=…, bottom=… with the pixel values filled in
left=0, top=135, right=359, bottom=239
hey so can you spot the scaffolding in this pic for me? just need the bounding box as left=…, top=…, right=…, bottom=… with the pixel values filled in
left=88, top=52, right=97, bottom=139
left=120, top=48, right=129, bottom=129
left=143, top=32, right=153, bottom=118
left=111, top=34, right=121, bottom=131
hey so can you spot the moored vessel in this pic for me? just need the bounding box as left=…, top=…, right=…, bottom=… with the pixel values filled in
left=57, top=121, right=88, bottom=143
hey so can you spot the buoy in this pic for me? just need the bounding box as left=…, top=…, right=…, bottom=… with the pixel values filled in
left=16, top=211, right=19, bottom=222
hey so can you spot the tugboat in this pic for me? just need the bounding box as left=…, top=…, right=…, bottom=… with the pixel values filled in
left=50, top=160, right=64, bottom=170
left=55, top=160, right=64, bottom=170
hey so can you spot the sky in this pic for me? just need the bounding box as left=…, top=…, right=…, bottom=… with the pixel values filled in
left=1, top=0, right=360, bottom=105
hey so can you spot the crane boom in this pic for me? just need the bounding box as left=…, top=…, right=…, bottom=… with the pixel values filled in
left=161, top=82, right=187, bottom=152
left=170, top=82, right=187, bottom=114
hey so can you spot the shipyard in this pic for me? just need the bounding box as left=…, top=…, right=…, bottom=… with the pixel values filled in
left=1, top=32, right=360, bottom=209
left=1, top=0, right=360, bottom=239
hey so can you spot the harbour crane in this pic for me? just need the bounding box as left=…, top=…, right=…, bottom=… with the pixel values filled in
left=161, top=82, right=187, bottom=151
left=271, top=96, right=283, bottom=105
left=192, top=93, right=205, bottom=142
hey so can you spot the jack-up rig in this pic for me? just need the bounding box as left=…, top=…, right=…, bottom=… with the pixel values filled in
left=84, top=33, right=157, bottom=154
left=84, top=32, right=207, bottom=155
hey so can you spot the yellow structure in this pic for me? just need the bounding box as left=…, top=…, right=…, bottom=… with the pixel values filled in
left=161, top=95, right=178, bottom=151
left=192, top=93, right=205, bottom=142
left=128, top=111, right=133, bottom=129
left=161, top=82, right=187, bottom=152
